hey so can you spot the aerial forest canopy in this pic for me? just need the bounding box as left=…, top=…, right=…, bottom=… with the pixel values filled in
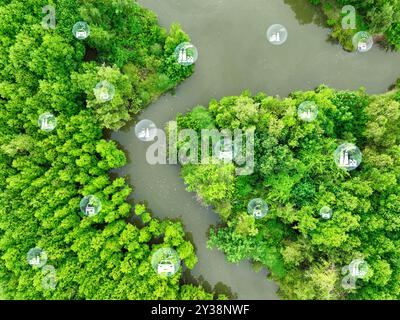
left=1, top=0, right=400, bottom=301
left=0, top=0, right=214, bottom=299
left=177, top=85, right=400, bottom=299
left=309, top=0, right=400, bottom=50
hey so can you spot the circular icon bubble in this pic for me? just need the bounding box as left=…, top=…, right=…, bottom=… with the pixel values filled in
left=320, top=206, right=333, bottom=220
left=79, top=195, right=102, bottom=217
left=174, top=42, right=198, bottom=66
left=27, top=247, right=48, bottom=268
left=213, top=137, right=234, bottom=162
left=349, top=259, right=368, bottom=278
left=298, top=101, right=318, bottom=122
left=334, top=143, right=362, bottom=171
left=151, top=247, right=180, bottom=277
left=94, top=80, right=115, bottom=102
left=247, top=198, right=269, bottom=219
left=266, top=24, right=288, bottom=45
left=341, top=274, right=357, bottom=290
left=352, top=31, right=373, bottom=53
left=135, top=119, right=158, bottom=142
left=41, top=265, right=56, bottom=290
left=72, top=21, right=90, bottom=40
left=38, top=112, right=57, bottom=132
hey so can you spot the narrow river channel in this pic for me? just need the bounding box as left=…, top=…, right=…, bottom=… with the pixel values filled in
left=111, top=0, right=400, bottom=299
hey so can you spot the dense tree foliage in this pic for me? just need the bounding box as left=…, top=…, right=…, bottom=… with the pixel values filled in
left=177, top=85, right=400, bottom=299
left=2, top=0, right=399, bottom=301
left=309, top=0, right=400, bottom=50
left=0, top=0, right=214, bottom=299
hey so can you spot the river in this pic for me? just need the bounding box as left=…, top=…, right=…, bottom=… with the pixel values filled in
left=111, top=0, right=400, bottom=299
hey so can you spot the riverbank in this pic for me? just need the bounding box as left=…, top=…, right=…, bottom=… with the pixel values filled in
left=112, top=0, right=400, bottom=299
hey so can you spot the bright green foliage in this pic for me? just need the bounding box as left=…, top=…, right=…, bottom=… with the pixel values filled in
left=0, top=0, right=211, bottom=300
left=182, top=162, right=235, bottom=221
left=178, top=86, right=400, bottom=300
left=234, top=214, right=258, bottom=237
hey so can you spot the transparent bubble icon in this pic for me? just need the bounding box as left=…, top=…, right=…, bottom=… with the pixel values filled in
left=80, top=195, right=102, bottom=217
left=298, top=101, right=318, bottom=122
left=349, top=259, right=368, bottom=278
left=27, top=247, right=48, bottom=268
left=42, top=265, right=57, bottom=290
left=352, top=31, right=373, bottom=53
left=320, top=206, right=333, bottom=220
left=94, top=80, right=115, bottom=102
left=266, top=24, right=288, bottom=45
left=174, top=42, right=198, bottom=66
left=341, top=259, right=368, bottom=290
left=72, top=21, right=90, bottom=40
left=334, top=143, right=362, bottom=171
left=38, top=112, right=57, bottom=132
left=341, top=273, right=357, bottom=290
left=151, top=247, right=181, bottom=277
left=247, top=198, right=269, bottom=219
left=135, top=119, right=158, bottom=142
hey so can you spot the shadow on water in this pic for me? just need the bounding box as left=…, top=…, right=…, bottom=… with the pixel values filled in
left=182, top=270, right=237, bottom=299
left=283, top=0, right=326, bottom=27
